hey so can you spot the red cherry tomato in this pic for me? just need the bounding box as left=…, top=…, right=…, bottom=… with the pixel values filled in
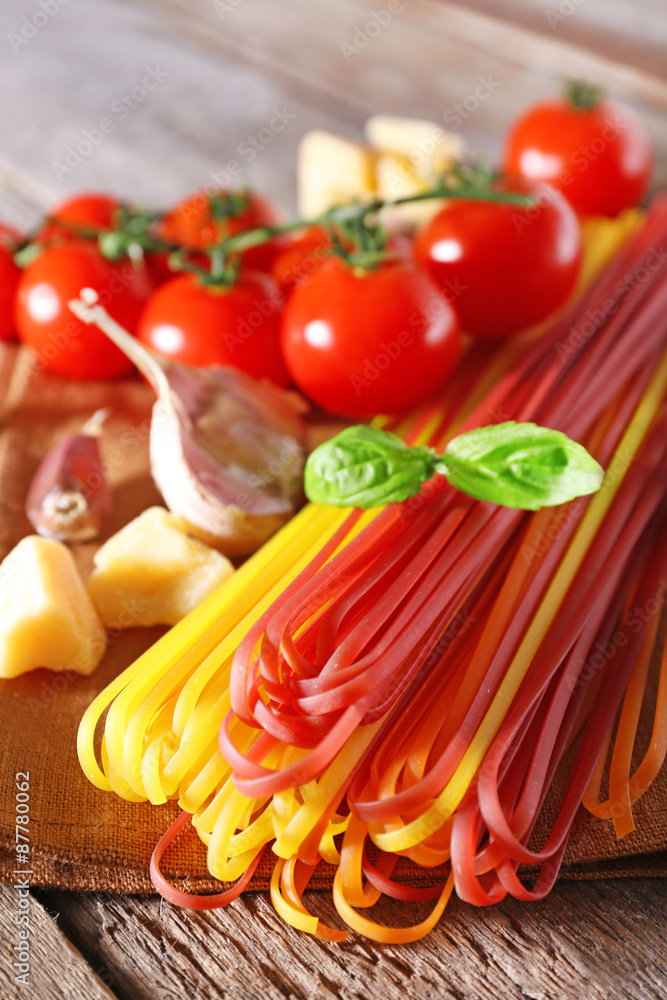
left=414, top=181, right=581, bottom=339
left=270, top=226, right=334, bottom=296
left=280, top=257, right=461, bottom=418
left=0, top=222, right=23, bottom=246
left=158, top=189, right=283, bottom=272
left=15, top=242, right=150, bottom=379
left=0, top=225, right=22, bottom=342
left=40, top=193, right=122, bottom=242
left=271, top=229, right=412, bottom=297
left=137, top=270, right=289, bottom=387
left=502, top=91, right=653, bottom=217
left=38, top=193, right=175, bottom=292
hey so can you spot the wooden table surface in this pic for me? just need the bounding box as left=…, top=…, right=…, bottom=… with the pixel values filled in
left=1, top=1, right=667, bottom=997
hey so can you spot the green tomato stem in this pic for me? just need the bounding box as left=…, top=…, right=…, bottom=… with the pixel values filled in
left=21, top=174, right=537, bottom=278
left=564, top=79, right=603, bottom=111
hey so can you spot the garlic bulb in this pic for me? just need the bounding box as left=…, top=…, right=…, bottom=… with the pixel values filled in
left=69, top=290, right=308, bottom=556
left=26, top=409, right=112, bottom=543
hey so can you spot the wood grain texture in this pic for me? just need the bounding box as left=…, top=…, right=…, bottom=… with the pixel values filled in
left=0, top=0, right=350, bottom=221
left=453, top=0, right=667, bottom=81
left=2, top=0, right=667, bottom=230
left=0, top=884, right=116, bottom=1000
left=1, top=1, right=666, bottom=997
left=37, top=879, right=667, bottom=1000
left=114, top=0, right=667, bottom=186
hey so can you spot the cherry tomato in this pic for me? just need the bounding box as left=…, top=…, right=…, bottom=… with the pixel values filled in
left=414, top=180, right=581, bottom=339
left=0, top=222, right=23, bottom=246
left=144, top=249, right=174, bottom=286
left=158, top=188, right=283, bottom=272
left=502, top=88, right=653, bottom=217
left=40, top=193, right=122, bottom=242
left=271, top=229, right=412, bottom=297
left=280, top=257, right=461, bottom=418
left=137, top=270, right=289, bottom=387
left=15, top=242, right=151, bottom=379
left=38, top=194, right=173, bottom=292
left=270, top=227, right=334, bottom=296
left=0, top=224, right=22, bottom=342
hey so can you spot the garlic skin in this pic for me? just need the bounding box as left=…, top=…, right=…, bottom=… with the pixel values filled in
left=69, top=291, right=308, bottom=556
left=150, top=366, right=307, bottom=555
left=26, top=412, right=112, bottom=543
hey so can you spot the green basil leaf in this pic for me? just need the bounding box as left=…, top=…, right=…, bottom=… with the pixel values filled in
left=304, top=425, right=437, bottom=508
left=437, top=422, right=604, bottom=510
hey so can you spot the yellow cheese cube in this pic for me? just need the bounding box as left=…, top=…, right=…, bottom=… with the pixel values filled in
left=365, top=114, right=465, bottom=183
left=0, top=536, right=107, bottom=679
left=298, top=130, right=377, bottom=217
left=375, top=153, right=444, bottom=229
left=88, top=507, right=234, bottom=628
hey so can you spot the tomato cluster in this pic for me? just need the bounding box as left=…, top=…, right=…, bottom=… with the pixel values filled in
left=0, top=86, right=653, bottom=417
left=502, top=85, right=653, bottom=218
left=10, top=191, right=294, bottom=384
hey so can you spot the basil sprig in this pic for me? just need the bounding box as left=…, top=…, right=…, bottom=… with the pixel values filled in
left=304, top=422, right=604, bottom=511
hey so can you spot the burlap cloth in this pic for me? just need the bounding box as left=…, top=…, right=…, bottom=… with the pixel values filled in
left=0, top=344, right=665, bottom=896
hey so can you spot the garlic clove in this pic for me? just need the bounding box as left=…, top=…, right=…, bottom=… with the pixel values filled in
left=69, top=290, right=308, bottom=555
left=150, top=402, right=297, bottom=555
left=26, top=411, right=113, bottom=543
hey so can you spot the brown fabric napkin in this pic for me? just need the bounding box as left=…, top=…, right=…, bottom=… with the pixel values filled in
left=0, top=344, right=665, bottom=896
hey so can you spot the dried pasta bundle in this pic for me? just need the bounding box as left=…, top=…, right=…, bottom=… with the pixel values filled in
left=77, top=206, right=667, bottom=941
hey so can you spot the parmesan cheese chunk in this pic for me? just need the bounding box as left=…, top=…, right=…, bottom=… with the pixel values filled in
left=88, top=507, right=234, bottom=628
left=375, top=153, right=444, bottom=228
left=0, top=536, right=107, bottom=678
left=298, top=130, right=377, bottom=217
left=365, top=114, right=465, bottom=182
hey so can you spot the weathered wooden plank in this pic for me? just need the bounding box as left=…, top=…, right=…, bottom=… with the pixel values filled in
left=2, top=0, right=666, bottom=233
left=114, top=0, right=667, bottom=186
left=1, top=3, right=666, bottom=998
left=451, top=0, right=667, bottom=82
left=0, top=884, right=117, bottom=1000
left=37, top=879, right=667, bottom=1000
left=0, top=0, right=354, bottom=220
